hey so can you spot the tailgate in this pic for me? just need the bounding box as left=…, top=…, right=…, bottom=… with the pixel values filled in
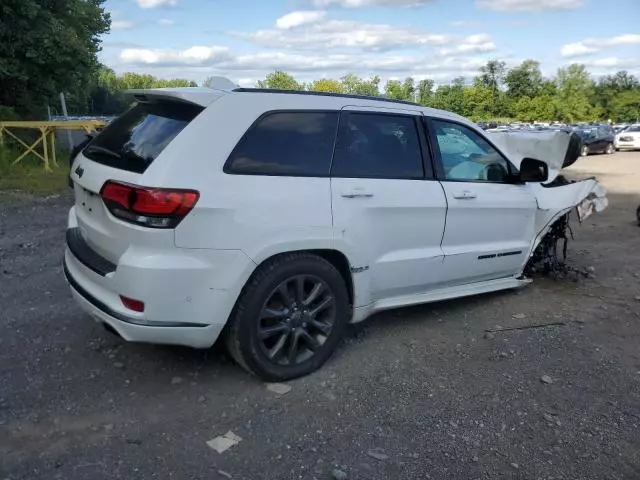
left=69, top=99, right=204, bottom=264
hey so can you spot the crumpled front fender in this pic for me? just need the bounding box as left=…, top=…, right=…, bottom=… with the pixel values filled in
left=528, top=178, right=608, bottom=255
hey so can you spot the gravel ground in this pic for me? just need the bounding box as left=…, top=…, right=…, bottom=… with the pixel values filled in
left=1, top=152, right=639, bottom=480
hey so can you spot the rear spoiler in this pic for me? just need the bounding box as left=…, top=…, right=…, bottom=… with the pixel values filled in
left=125, top=87, right=229, bottom=107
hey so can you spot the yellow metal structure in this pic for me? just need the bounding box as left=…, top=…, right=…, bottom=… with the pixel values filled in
left=0, top=120, right=107, bottom=171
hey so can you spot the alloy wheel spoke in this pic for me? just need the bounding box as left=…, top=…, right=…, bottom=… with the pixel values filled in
left=278, top=283, right=295, bottom=308
left=310, top=319, right=332, bottom=336
left=299, top=329, right=320, bottom=351
left=260, top=307, right=287, bottom=320
left=268, top=331, right=289, bottom=360
left=309, top=296, right=334, bottom=317
left=295, top=276, right=306, bottom=305
left=303, top=282, right=324, bottom=307
left=259, top=323, right=290, bottom=340
left=287, top=330, right=300, bottom=365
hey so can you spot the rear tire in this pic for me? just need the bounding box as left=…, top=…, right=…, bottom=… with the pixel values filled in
left=605, top=143, right=614, bottom=154
left=580, top=145, right=589, bottom=156
left=225, top=253, right=350, bottom=381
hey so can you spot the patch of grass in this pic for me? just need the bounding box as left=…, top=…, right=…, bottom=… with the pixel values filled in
left=0, top=144, right=70, bottom=195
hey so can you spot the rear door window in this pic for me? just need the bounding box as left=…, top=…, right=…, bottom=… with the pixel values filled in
left=225, top=111, right=339, bottom=176
left=331, top=112, right=425, bottom=179
left=83, top=100, right=203, bottom=173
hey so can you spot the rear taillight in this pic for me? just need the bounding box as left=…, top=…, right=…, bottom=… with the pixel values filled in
left=100, top=180, right=199, bottom=229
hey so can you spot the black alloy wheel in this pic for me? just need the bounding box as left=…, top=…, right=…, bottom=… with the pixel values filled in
left=225, top=253, right=350, bottom=381
left=258, top=275, right=336, bottom=366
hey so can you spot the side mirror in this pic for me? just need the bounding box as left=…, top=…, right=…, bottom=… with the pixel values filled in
left=519, top=157, right=549, bottom=183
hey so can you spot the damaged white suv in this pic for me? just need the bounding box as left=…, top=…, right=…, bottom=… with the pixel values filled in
left=65, top=85, right=607, bottom=380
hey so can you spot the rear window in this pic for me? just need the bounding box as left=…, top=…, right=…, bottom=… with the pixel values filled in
left=225, top=111, right=339, bottom=176
left=83, top=100, right=203, bottom=173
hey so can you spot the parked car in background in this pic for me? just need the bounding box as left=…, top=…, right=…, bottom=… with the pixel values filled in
left=573, top=125, right=615, bottom=156
left=614, top=124, right=640, bottom=151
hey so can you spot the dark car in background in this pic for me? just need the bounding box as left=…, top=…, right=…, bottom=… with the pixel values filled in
left=573, top=125, right=615, bottom=156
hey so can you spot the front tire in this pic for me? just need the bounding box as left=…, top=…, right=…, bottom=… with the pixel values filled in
left=225, top=253, right=350, bottom=381
left=605, top=143, right=614, bottom=154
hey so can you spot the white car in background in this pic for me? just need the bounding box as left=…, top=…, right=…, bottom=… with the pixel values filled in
left=614, top=124, right=640, bottom=151
left=65, top=85, right=607, bottom=380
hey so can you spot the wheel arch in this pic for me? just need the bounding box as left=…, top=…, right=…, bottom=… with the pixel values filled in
left=245, top=248, right=355, bottom=308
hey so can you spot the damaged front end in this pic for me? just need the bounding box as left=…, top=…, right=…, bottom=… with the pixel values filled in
left=488, top=130, right=609, bottom=275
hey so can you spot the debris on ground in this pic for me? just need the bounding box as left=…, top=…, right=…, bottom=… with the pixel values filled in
left=206, top=431, right=243, bottom=453
left=218, top=470, right=233, bottom=479
left=266, top=383, right=292, bottom=395
left=540, top=375, right=554, bottom=384
left=366, top=449, right=389, bottom=461
left=331, top=467, right=348, bottom=480
left=512, top=313, right=527, bottom=319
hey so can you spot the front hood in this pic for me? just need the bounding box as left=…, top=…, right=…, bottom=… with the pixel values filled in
left=488, top=130, right=581, bottom=182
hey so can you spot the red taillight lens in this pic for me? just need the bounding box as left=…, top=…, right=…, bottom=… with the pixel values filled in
left=120, top=295, right=145, bottom=312
left=100, top=181, right=199, bottom=228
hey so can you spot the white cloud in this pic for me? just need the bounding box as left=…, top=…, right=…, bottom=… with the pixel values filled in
left=236, top=19, right=452, bottom=51
left=477, top=0, right=583, bottom=11
left=561, top=34, right=640, bottom=57
left=158, top=18, right=175, bottom=26
left=438, top=42, right=496, bottom=56
left=560, top=42, right=598, bottom=58
left=581, top=57, right=640, bottom=69
left=312, top=0, right=433, bottom=6
left=118, top=44, right=490, bottom=78
left=120, top=46, right=231, bottom=65
left=276, top=11, right=326, bottom=29
left=450, top=20, right=481, bottom=27
left=136, top=0, right=177, bottom=8
left=112, top=20, right=135, bottom=30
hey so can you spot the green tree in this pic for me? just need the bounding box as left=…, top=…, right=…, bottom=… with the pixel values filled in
left=256, top=70, right=303, bottom=90
left=308, top=78, right=344, bottom=93
left=477, top=60, right=506, bottom=97
left=384, top=77, right=415, bottom=101
left=504, top=60, right=542, bottom=99
left=463, top=82, right=494, bottom=120
left=416, top=79, right=435, bottom=106
left=610, top=89, right=640, bottom=123
left=0, top=0, right=110, bottom=118
left=340, top=74, right=381, bottom=96
left=432, top=77, right=466, bottom=115
left=554, top=64, right=595, bottom=122
left=592, top=71, right=639, bottom=120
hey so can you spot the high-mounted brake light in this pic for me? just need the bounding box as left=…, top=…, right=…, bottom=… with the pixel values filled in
left=100, top=180, right=199, bottom=228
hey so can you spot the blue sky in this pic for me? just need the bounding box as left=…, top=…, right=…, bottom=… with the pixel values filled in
left=101, top=0, right=640, bottom=86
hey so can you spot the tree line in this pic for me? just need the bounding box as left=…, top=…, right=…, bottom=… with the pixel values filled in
left=253, top=63, right=640, bottom=124
left=0, top=0, right=638, bottom=123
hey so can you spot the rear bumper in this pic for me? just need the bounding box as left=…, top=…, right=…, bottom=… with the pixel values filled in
left=64, top=207, right=257, bottom=348
left=64, top=257, right=221, bottom=348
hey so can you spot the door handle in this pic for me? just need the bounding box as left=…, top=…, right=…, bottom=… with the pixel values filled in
left=452, top=190, right=477, bottom=199
left=341, top=192, right=374, bottom=199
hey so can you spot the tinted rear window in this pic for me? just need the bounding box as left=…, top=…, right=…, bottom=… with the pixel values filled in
left=83, top=100, right=203, bottom=173
left=225, top=111, right=339, bottom=176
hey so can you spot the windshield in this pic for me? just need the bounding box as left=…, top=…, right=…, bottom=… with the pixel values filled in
left=83, top=100, right=203, bottom=173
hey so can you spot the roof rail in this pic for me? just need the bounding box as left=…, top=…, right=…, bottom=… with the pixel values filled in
left=232, top=88, right=420, bottom=107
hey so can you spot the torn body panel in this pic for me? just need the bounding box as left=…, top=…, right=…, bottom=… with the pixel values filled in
left=487, top=130, right=608, bottom=274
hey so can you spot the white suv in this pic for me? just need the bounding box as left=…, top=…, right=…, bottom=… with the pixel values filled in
left=65, top=86, right=606, bottom=380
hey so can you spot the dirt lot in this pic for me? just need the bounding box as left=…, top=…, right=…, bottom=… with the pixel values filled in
left=1, top=152, right=639, bottom=480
